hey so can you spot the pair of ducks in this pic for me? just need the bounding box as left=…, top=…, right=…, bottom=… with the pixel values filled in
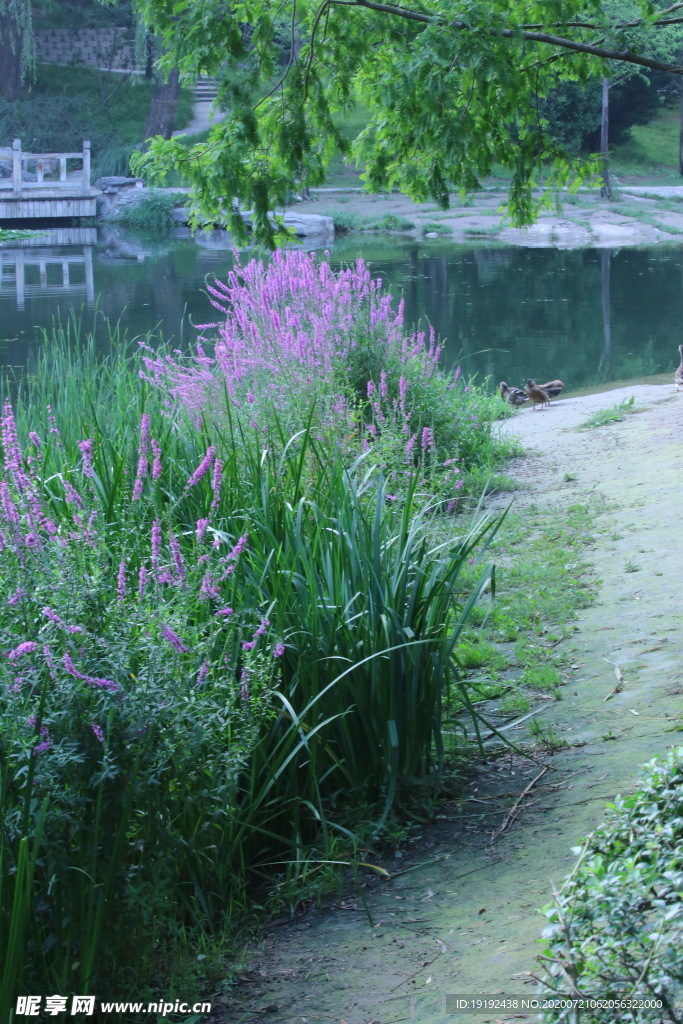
left=499, top=378, right=564, bottom=410
left=500, top=344, right=683, bottom=410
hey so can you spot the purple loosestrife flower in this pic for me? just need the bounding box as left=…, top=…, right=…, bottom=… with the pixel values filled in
left=43, top=645, right=56, bottom=678
left=186, top=446, right=215, bottom=489
left=139, top=413, right=151, bottom=453
left=29, top=431, right=42, bottom=452
left=78, top=439, right=95, bottom=478
left=138, top=565, right=148, bottom=598
left=366, top=380, right=374, bottom=399
left=197, top=660, right=210, bottom=684
left=380, top=370, right=388, bottom=399
left=43, top=607, right=84, bottom=634
left=0, top=482, right=20, bottom=525
left=399, top=375, right=409, bottom=406
left=160, top=624, right=189, bottom=653
left=0, top=529, right=6, bottom=552
left=116, top=561, right=126, bottom=602
left=33, top=732, right=52, bottom=755
left=8, top=586, right=25, bottom=606
left=151, top=438, right=162, bottom=481
left=8, top=641, right=40, bottom=662
left=63, top=480, right=83, bottom=508
left=273, top=641, right=285, bottom=658
left=132, top=455, right=147, bottom=500
left=63, top=651, right=119, bottom=692
left=196, top=518, right=209, bottom=543
left=169, top=535, right=187, bottom=583
left=405, top=433, right=417, bottom=462
left=240, top=668, right=249, bottom=704
left=151, top=519, right=162, bottom=566
left=227, top=533, right=248, bottom=561
left=91, top=722, right=105, bottom=743
left=215, top=606, right=233, bottom=617
left=242, top=640, right=255, bottom=651
left=211, top=459, right=223, bottom=511
left=421, top=427, right=434, bottom=454
left=199, top=572, right=220, bottom=600
left=2, top=400, right=26, bottom=488
left=47, top=405, right=63, bottom=447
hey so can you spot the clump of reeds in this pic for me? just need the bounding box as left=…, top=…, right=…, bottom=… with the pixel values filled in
left=0, top=254, right=510, bottom=1009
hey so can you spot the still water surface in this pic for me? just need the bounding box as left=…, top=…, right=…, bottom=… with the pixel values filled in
left=1, top=226, right=681, bottom=392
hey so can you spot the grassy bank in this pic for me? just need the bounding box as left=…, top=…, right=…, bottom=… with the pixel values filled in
left=0, top=252, right=521, bottom=1012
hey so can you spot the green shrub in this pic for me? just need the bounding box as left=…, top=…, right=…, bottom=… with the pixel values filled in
left=537, top=747, right=683, bottom=1021
left=324, top=209, right=361, bottom=232
left=114, top=189, right=186, bottom=232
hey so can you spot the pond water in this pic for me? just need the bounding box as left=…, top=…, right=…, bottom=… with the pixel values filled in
left=1, top=225, right=682, bottom=392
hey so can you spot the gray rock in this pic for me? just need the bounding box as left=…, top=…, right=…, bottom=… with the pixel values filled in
left=95, top=176, right=145, bottom=193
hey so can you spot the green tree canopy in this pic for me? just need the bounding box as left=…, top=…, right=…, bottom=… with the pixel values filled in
left=131, top=0, right=683, bottom=244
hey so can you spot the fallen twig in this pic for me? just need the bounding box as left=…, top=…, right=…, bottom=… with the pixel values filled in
left=487, top=768, right=548, bottom=846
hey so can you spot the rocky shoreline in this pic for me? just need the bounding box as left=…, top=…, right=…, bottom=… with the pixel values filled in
left=93, top=176, right=683, bottom=247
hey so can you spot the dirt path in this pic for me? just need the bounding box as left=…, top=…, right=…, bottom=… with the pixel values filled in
left=220, top=384, right=683, bottom=1024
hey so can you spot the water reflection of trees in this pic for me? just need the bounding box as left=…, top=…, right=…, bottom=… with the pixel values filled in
left=2, top=235, right=682, bottom=386
left=390, top=245, right=683, bottom=389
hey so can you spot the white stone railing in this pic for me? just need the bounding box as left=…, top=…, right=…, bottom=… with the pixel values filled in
left=0, top=140, right=91, bottom=194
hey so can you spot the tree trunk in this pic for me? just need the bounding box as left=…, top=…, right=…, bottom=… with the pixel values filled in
left=679, top=60, right=683, bottom=177
left=144, top=67, right=181, bottom=140
left=600, top=77, right=611, bottom=199
left=0, top=16, right=26, bottom=100
left=599, top=248, right=611, bottom=373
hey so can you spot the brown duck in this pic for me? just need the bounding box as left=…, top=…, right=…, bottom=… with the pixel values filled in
left=524, top=379, right=551, bottom=410
left=536, top=379, right=564, bottom=398
left=675, top=346, right=683, bottom=391
left=499, top=381, right=529, bottom=406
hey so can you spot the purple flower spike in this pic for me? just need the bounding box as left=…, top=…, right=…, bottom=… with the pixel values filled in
left=151, top=438, right=162, bottom=481
left=116, top=561, right=126, bottom=602
left=91, top=722, right=105, bottom=743
left=8, top=641, right=40, bottom=662
left=186, top=446, right=215, bottom=488
left=78, top=439, right=95, bottom=478
left=63, top=651, right=119, bottom=692
left=160, top=624, right=189, bottom=653
left=151, top=519, right=162, bottom=565
left=138, top=565, right=148, bottom=598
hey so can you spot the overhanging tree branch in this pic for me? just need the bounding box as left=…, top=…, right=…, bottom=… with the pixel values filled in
left=336, top=0, right=683, bottom=72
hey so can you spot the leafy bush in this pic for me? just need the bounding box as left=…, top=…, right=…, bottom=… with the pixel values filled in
left=537, top=747, right=683, bottom=1022
left=324, top=208, right=362, bottom=231
left=114, top=189, right=186, bottom=232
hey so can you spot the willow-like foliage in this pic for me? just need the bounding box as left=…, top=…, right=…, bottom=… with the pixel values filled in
left=131, top=0, right=683, bottom=244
